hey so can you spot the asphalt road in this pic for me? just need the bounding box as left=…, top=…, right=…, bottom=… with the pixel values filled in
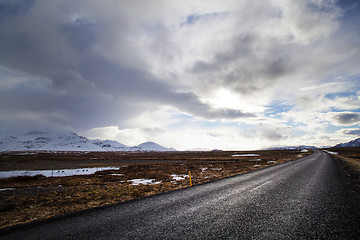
left=2, top=150, right=360, bottom=239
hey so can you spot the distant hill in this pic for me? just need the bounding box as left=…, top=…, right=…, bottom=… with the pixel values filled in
left=136, top=142, right=176, bottom=152
left=268, top=145, right=317, bottom=150
left=333, top=138, right=360, bottom=148
left=0, top=131, right=176, bottom=152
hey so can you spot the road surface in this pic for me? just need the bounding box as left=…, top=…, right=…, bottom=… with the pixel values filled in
left=1, top=150, right=360, bottom=239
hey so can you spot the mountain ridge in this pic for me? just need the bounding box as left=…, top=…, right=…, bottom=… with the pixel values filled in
left=0, top=131, right=176, bottom=152
left=333, top=138, right=360, bottom=148
left=136, top=142, right=177, bottom=152
left=267, top=145, right=317, bottom=150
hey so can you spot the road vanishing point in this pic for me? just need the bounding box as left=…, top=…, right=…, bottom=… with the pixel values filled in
left=1, top=150, right=360, bottom=239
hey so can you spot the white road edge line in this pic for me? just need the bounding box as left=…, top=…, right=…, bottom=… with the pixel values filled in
left=250, top=181, right=272, bottom=192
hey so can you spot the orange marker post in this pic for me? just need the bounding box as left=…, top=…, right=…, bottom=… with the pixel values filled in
left=189, top=171, right=192, bottom=187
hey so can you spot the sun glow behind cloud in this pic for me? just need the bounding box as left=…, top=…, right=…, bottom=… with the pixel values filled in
left=0, top=0, right=359, bottom=150
left=204, top=88, right=266, bottom=113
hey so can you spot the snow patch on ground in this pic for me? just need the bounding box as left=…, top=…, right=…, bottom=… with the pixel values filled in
left=232, top=154, right=260, bottom=157
left=0, top=167, right=120, bottom=178
left=171, top=174, right=188, bottom=181
left=128, top=179, right=162, bottom=185
left=0, top=188, right=15, bottom=191
left=249, top=159, right=262, bottom=162
left=323, top=150, right=338, bottom=155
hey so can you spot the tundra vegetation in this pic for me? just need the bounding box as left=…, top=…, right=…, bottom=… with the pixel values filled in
left=0, top=149, right=312, bottom=229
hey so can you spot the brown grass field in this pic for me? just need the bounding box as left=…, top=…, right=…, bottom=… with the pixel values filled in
left=0, top=149, right=312, bottom=230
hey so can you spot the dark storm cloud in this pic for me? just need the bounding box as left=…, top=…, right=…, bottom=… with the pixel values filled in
left=191, top=32, right=293, bottom=95
left=333, top=113, right=360, bottom=125
left=187, top=1, right=357, bottom=99
left=0, top=0, right=33, bottom=17
left=0, top=0, right=253, bottom=132
left=343, top=129, right=360, bottom=136
left=77, top=55, right=254, bottom=120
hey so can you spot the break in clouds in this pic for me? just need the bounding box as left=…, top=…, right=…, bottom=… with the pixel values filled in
left=0, top=0, right=359, bottom=150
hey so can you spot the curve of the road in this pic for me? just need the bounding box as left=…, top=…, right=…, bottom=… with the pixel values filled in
left=1, top=150, right=360, bottom=239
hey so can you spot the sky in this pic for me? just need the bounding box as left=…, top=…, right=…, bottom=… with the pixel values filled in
left=0, top=0, right=359, bottom=151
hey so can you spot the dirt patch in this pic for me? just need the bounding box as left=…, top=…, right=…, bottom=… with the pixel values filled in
left=0, top=149, right=312, bottom=229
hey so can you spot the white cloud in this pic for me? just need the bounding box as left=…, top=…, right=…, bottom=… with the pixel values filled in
left=84, top=126, right=147, bottom=147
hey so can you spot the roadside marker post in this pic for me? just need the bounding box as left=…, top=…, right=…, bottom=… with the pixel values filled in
left=189, top=171, right=192, bottom=187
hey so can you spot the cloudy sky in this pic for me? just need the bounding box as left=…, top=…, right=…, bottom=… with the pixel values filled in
left=0, top=0, right=359, bottom=150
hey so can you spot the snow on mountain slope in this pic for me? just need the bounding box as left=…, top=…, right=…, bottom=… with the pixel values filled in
left=334, top=138, right=360, bottom=148
left=267, top=145, right=317, bottom=150
left=0, top=131, right=113, bottom=152
left=92, top=139, right=128, bottom=149
left=135, top=142, right=176, bottom=152
left=0, top=131, right=176, bottom=152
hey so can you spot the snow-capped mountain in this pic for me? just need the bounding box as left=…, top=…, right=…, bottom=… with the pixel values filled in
left=334, top=138, right=360, bottom=148
left=0, top=131, right=176, bottom=152
left=267, top=145, right=317, bottom=150
left=136, top=142, right=176, bottom=152
left=92, top=139, right=128, bottom=150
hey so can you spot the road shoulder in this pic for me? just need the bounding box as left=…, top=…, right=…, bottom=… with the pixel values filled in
left=333, top=154, right=360, bottom=199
